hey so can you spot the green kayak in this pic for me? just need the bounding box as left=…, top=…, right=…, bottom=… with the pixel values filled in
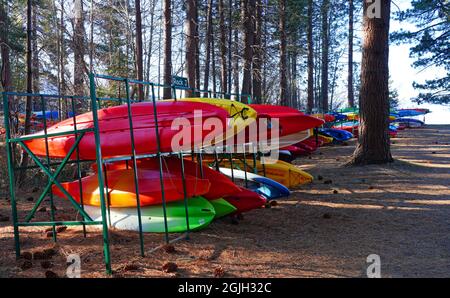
left=209, top=198, right=237, bottom=218
left=84, top=197, right=216, bottom=233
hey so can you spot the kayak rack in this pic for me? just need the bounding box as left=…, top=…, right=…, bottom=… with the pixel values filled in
left=2, top=73, right=257, bottom=275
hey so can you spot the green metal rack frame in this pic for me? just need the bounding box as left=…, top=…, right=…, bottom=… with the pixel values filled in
left=2, top=73, right=255, bottom=275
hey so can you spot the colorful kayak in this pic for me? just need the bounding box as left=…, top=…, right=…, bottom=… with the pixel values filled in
left=224, top=187, right=266, bottom=214
left=218, top=168, right=290, bottom=200
left=317, top=134, right=334, bottom=145
left=84, top=196, right=215, bottom=233
left=312, top=113, right=336, bottom=123
left=212, top=158, right=313, bottom=188
left=24, top=101, right=230, bottom=159
left=392, top=118, right=425, bottom=128
left=94, top=157, right=241, bottom=201
left=250, top=104, right=324, bottom=137
left=52, top=168, right=211, bottom=207
left=210, top=198, right=237, bottom=218
left=319, top=128, right=353, bottom=141
left=281, top=145, right=311, bottom=157
left=174, top=98, right=257, bottom=143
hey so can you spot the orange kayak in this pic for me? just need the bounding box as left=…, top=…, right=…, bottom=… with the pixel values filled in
left=93, top=157, right=241, bottom=200
left=52, top=168, right=211, bottom=207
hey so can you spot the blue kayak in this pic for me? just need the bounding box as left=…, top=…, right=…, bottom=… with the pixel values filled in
left=329, top=112, right=348, bottom=122
left=252, top=177, right=291, bottom=200
left=319, top=128, right=354, bottom=141
left=392, top=118, right=425, bottom=128
left=398, top=110, right=425, bottom=117
left=219, top=168, right=291, bottom=201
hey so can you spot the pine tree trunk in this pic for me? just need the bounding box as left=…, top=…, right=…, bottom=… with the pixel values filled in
left=321, top=0, right=329, bottom=112
left=18, top=0, right=34, bottom=186
left=185, top=0, right=197, bottom=97
left=32, top=0, right=39, bottom=111
left=219, top=0, right=228, bottom=98
left=145, top=0, right=156, bottom=97
left=348, top=0, right=355, bottom=108
left=241, top=0, right=255, bottom=103
left=227, top=0, right=232, bottom=95
left=307, top=0, right=314, bottom=112
left=89, top=0, right=94, bottom=74
left=279, top=0, right=288, bottom=106
left=194, top=4, right=200, bottom=92
left=74, top=0, right=85, bottom=96
left=60, top=0, right=67, bottom=116
left=203, top=0, right=214, bottom=97
left=291, top=52, right=298, bottom=109
left=252, top=0, right=262, bottom=103
left=348, top=0, right=393, bottom=165
left=0, top=1, right=11, bottom=93
left=232, top=0, right=240, bottom=98
left=25, top=0, right=33, bottom=131
left=163, top=0, right=172, bottom=99
left=135, top=0, right=144, bottom=100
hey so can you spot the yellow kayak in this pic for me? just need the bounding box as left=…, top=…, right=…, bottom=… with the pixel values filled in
left=204, top=158, right=313, bottom=188
left=317, top=134, right=334, bottom=144
left=172, top=98, right=257, bottom=147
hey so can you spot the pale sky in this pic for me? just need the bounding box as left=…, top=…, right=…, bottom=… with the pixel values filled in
left=389, top=0, right=450, bottom=124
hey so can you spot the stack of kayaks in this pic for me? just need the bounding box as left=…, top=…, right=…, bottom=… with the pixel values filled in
left=25, top=98, right=326, bottom=234
left=24, top=98, right=430, bottom=233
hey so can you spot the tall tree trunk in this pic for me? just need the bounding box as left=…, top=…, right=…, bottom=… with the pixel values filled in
left=232, top=0, right=240, bottom=98
left=60, top=0, right=67, bottom=116
left=321, top=0, right=329, bottom=112
left=348, top=0, right=392, bottom=165
left=279, top=0, right=288, bottom=106
left=195, top=4, right=200, bottom=92
left=89, top=0, right=94, bottom=74
left=145, top=0, right=156, bottom=97
left=185, top=0, right=197, bottom=97
left=307, top=0, right=314, bottom=112
left=32, top=0, right=40, bottom=110
left=18, top=0, right=34, bottom=186
left=163, top=0, right=172, bottom=99
left=135, top=0, right=144, bottom=100
left=73, top=0, right=85, bottom=96
left=0, top=1, right=11, bottom=93
left=203, top=0, right=213, bottom=97
left=291, top=51, right=298, bottom=109
left=240, top=0, right=255, bottom=103
left=219, top=0, right=228, bottom=97
left=227, top=0, right=232, bottom=95
left=348, top=0, right=355, bottom=108
left=25, top=0, right=33, bottom=129
left=252, top=0, right=262, bottom=103
left=211, top=26, right=217, bottom=95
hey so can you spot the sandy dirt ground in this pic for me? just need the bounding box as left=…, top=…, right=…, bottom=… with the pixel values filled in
left=0, top=125, right=449, bottom=278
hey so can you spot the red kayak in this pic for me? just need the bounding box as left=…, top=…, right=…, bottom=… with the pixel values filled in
left=223, top=187, right=266, bottom=214
left=300, top=136, right=324, bottom=149
left=52, top=168, right=211, bottom=207
left=249, top=104, right=324, bottom=138
left=281, top=145, right=310, bottom=157
left=24, top=101, right=230, bottom=159
left=249, top=104, right=304, bottom=116
left=295, top=141, right=316, bottom=153
left=93, top=157, right=241, bottom=200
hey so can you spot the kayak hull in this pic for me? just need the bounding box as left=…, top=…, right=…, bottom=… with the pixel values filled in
left=84, top=197, right=215, bottom=233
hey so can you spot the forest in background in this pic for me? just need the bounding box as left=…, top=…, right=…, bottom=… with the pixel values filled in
left=0, top=0, right=448, bottom=111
